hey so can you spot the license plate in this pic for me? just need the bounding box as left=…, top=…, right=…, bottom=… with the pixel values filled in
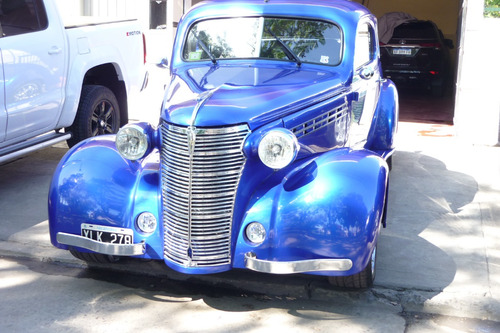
left=393, top=48, right=412, bottom=56
left=81, top=223, right=133, bottom=244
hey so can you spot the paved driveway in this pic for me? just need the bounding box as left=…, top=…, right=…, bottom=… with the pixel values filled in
left=1, top=82, right=499, bottom=327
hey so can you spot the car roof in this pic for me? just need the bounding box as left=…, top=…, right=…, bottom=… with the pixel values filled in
left=187, top=0, right=371, bottom=24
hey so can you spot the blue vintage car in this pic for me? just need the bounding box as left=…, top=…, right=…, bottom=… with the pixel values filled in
left=49, top=0, right=398, bottom=289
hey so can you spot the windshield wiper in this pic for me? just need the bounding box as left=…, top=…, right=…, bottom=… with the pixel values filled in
left=266, top=27, right=302, bottom=67
left=192, top=32, right=217, bottom=64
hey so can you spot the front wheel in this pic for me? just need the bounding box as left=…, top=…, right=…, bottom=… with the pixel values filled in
left=69, top=249, right=119, bottom=264
left=328, top=245, right=377, bottom=289
left=67, top=85, right=121, bottom=147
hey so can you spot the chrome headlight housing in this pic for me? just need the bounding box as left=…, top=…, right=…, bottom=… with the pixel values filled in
left=116, top=125, right=149, bottom=160
left=258, top=129, right=299, bottom=169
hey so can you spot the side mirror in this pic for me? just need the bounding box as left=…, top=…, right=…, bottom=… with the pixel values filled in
left=360, top=67, right=375, bottom=80
left=157, top=58, right=169, bottom=68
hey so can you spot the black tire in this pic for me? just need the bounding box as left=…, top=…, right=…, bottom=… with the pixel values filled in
left=328, top=245, right=377, bottom=289
left=387, top=155, right=393, bottom=171
left=69, top=249, right=119, bottom=264
left=67, top=85, right=121, bottom=147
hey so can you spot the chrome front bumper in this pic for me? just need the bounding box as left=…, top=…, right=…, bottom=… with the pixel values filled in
left=244, top=252, right=353, bottom=274
left=57, top=232, right=146, bottom=256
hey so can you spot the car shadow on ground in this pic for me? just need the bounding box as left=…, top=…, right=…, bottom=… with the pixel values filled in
left=0, top=146, right=68, bottom=242
left=377, top=149, right=478, bottom=299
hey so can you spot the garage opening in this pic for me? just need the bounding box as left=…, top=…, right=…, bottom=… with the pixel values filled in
left=354, top=0, right=459, bottom=126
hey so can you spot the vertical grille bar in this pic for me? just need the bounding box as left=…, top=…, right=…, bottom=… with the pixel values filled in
left=160, top=123, right=250, bottom=267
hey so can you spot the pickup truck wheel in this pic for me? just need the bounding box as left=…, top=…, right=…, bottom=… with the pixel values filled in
left=69, top=249, right=119, bottom=264
left=67, top=85, right=120, bottom=147
left=328, top=245, right=377, bottom=289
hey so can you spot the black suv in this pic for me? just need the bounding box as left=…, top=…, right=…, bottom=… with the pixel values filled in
left=380, top=20, right=454, bottom=96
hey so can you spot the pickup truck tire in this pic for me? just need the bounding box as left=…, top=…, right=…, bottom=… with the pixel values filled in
left=328, top=245, right=377, bottom=289
left=67, top=85, right=121, bottom=147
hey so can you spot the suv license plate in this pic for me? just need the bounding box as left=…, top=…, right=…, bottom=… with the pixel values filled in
left=81, top=223, right=133, bottom=244
left=393, top=48, right=412, bottom=56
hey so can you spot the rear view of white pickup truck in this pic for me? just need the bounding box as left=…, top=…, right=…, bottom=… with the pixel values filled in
left=0, top=0, right=148, bottom=163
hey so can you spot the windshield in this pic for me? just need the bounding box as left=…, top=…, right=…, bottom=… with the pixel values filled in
left=183, top=17, right=343, bottom=66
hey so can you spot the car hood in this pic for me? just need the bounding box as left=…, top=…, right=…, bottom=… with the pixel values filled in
left=161, top=63, right=347, bottom=130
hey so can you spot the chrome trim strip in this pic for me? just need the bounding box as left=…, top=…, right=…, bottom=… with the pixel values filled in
left=186, top=125, right=196, bottom=266
left=0, top=133, right=71, bottom=164
left=57, top=232, right=146, bottom=256
left=190, top=88, right=218, bottom=127
left=244, top=252, right=353, bottom=274
left=291, top=100, right=348, bottom=139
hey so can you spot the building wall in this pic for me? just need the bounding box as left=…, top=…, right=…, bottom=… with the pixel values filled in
left=454, top=0, right=500, bottom=145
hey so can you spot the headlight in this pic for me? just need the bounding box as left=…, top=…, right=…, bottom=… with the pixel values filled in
left=136, top=212, right=157, bottom=234
left=258, top=129, right=299, bottom=169
left=245, top=222, right=266, bottom=244
left=116, top=125, right=149, bottom=160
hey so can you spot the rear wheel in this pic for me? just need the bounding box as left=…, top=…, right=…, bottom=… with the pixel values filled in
left=69, top=249, right=119, bottom=264
left=328, top=245, right=377, bottom=289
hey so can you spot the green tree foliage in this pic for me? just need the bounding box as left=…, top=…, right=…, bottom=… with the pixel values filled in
left=485, top=0, right=500, bottom=18
left=261, top=19, right=330, bottom=60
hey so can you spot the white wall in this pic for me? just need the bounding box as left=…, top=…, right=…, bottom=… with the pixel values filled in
left=53, top=0, right=82, bottom=16
left=454, top=0, right=500, bottom=145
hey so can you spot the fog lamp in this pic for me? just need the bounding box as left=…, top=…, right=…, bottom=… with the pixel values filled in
left=245, top=222, right=266, bottom=244
left=258, top=129, right=298, bottom=169
left=116, top=125, right=148, bottom=160
left=136, top=212, right=157, bottom=234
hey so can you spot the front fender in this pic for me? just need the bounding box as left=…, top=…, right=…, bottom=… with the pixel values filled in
left=234, top=148, right=388, bottom=276
left=48, top=136, right=163, bottom=259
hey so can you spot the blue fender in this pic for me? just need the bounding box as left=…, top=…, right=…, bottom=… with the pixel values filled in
left=233, top=148, right=388, bottom=276
left=48, top=136, right=163, bottom=259
left=365, top=79, right=399, bottom=154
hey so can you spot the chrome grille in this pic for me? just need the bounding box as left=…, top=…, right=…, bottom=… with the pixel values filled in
left=160, top=123, right=250, bottom=267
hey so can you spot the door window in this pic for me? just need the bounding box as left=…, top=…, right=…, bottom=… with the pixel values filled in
left=0, top=0, right=48, bottom=37
left=350, top=21, right=379, bottom=148
left=353, top=22, right=374, bottom=69
left=1, top=0, right=65, bottom=141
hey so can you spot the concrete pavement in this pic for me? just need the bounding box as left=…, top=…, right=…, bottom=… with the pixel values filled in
left=1, top=66, right=499, bottom=330
left=1, top=122, right=499, bottom=329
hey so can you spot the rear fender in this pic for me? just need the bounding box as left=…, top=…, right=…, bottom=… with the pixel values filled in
left=234, top=148, right=389, bottom=276
left=365, top=79, right=399, bottom=155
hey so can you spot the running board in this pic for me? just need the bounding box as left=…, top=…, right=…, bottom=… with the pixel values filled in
left=0, top=131, right=71, bottom=164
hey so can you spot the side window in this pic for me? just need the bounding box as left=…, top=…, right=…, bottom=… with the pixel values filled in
left=353, top=22, right=374, bottom=69
left=0, top=0, right=48, bottom=37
